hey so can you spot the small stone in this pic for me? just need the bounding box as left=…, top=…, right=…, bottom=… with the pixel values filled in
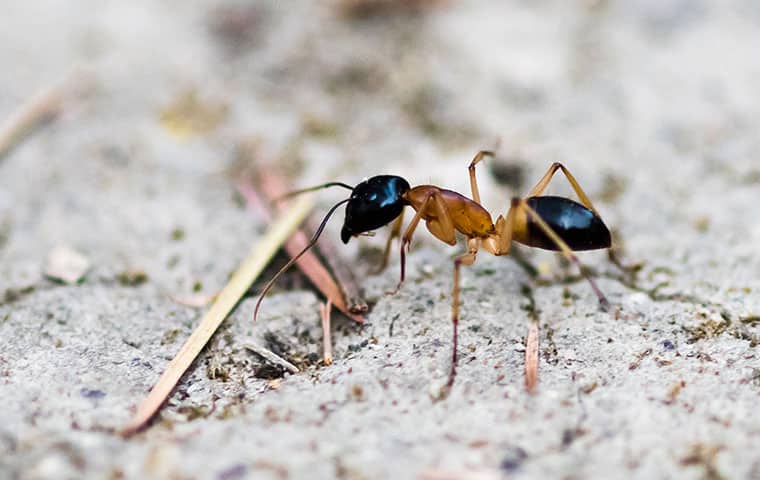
left=44, top=246, right=90, bottom=284
left=500, top=446, right=527, bottom=472
left=79, top=388, right=106, bottom=399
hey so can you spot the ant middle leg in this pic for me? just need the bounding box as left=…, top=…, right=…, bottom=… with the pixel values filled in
left=447, top=237, right=479, bottom=390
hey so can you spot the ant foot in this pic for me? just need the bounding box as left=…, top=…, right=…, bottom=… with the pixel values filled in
left=429, top=361, right=457, bottom=401
left=430, top=381, right=452, bottom=402
left=385, top=280, right=404, bottom=296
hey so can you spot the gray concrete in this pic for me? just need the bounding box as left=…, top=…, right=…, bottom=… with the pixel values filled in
left=2, top=1, right=759, bottom=479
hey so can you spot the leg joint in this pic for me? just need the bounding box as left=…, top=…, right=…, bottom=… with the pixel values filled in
left=469, top=150, right=494, bottom=168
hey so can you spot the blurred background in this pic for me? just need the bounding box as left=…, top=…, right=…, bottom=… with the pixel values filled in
left=3, top=0, right=760, bottom=289
left=2, top=1, right=760, bottom=478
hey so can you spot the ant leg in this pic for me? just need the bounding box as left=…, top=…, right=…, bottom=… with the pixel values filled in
left=447, top=237, right=479, bottom=390
left=487, top=198, right=608, bottom=309
left=388, top=198, right=428, bottom=294
left=528, top=164, right=628, bottom=278
left=518, top=198, right=610, bottom=310
left=481, top=198, right=518, bottom=256
left=527, top=163, right=600, bottom=215
left=467, top=150, right=494, bottom=205
left=392, top=192, right=455, bottom=293
left=375, top=209, right=405, bottom=273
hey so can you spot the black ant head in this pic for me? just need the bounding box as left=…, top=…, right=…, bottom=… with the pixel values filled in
left=254, top=175, right=410, bottom=323
left=340, top=175, right=410, bottom=244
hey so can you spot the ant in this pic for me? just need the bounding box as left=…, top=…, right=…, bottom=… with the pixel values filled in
left=255, top=151, right=612, bottom=390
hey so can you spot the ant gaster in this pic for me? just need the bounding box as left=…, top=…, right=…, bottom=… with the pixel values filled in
left=255, top=151, right=612, bottom=390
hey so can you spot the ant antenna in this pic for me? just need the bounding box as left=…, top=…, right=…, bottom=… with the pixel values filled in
left=274, top=182, right=353, bottom=203
left=253, top=197, right=351, bottom=323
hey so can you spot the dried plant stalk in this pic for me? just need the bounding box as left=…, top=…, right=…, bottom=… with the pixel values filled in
left=0, top=68, right=91, bottom=158
left=312, top=223, right=367, bottom=313
left=121, top=195, right=314, bottom=436
left=525, top=322, right=539, bottom=393
left=320, top=300, right=333, bottom=365
left=238, top=171, right=363, bottom=323
left=244, top=343, right=300, bottom=374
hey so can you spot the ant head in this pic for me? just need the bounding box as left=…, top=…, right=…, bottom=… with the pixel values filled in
left=341, top=175, right=410, bottom=243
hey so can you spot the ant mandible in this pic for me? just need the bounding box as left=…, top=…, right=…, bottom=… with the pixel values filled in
left=255, top=151, right=612, bottom=390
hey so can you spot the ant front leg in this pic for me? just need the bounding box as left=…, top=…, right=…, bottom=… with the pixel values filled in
left=390, top=191, right=454, bottom=294
left=375, top=210, right=405, bottom=274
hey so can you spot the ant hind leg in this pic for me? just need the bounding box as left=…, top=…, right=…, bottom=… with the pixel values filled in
left=489, top=198, right=609, bottom=310
left=527, top=163, right=600, bottom=215
left=519, top=199, right=610, bottom=310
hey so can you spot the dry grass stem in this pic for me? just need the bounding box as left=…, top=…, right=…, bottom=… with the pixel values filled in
left=238, top=170, right=363, bottom=323
left=244, top=343, right=300, bottom=374
left=525, top=321, right=539, bottom=393
left=320, top=300, right=333, bottom=365
left=121, top=195, right=314, bottom=436
left=168, top=293, right=218, bottom=308
left=312, top=224, right=367, bottom=313
left=0, top=68, right=91, bottom=159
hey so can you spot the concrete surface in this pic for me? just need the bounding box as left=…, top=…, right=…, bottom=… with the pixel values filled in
left=2, top=1, right=760, bottom=479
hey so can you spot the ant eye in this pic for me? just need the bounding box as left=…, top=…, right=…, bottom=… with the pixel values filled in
left=340, top=175, right=410, bottom=243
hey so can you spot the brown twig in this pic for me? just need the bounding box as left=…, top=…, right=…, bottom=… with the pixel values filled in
left=121, top=195, right=314, bottom=436
left=244, top=343, right=300, bottom=374
left=236, top=170, right=364, bottom=323
left=168, top=293, right=218, bottom=308
left=320, top=300, right=333, bottom=365
left=311, top=221, right=367, bottom=313
left=525, top=321, right=539, bottom=393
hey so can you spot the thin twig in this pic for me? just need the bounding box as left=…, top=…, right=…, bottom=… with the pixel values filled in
left=237, top=171, right=363, bottom=323
left=121, top=195, right=314, bottom=436
left=168, top=293, right=218, bottom=308
left=525, top=321, right=539, bottom=393
left=0, top=68, right=91, bottom=159
left=312, top=223, right=367, bottom=313
left=320, top=300, right=333, bottom=365
left=244, top=343, right=300, bottom=373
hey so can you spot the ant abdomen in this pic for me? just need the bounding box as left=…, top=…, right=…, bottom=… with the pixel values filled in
left=523, top=196, right=611, bottom=251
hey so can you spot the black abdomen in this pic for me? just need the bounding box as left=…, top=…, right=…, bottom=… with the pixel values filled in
left=524, top=196, right=611, bottom=251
